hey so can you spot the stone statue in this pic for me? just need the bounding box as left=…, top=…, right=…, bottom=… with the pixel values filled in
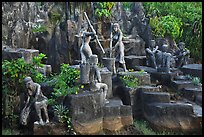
left=155, top=44, right=171, bottom=73
left=112, top=23, right=128, bottom=72
left=78, top=22, right=97, bottom=64
left=89, top=54, right=109, bottom=104
left=145, top=40, right=158, bottom=69
left=20, top=77, right=49, bottom=125
left=174, top=42, right=190, bottom=68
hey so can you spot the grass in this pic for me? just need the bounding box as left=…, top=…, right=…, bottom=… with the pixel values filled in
left=2, top=128, right=20, bottom=135
left=133, top=120, right=181, bottom=135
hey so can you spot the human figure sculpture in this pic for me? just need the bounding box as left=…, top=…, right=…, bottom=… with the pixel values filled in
left=20, top=77, right=49, bottom=125
left=145, top=40, right=158, bottom=69
left=79, top=22, right=96, bottom=64
left=89, top=54, right=109, bottom=104
left=112, top=23, right=128, bottom=72
left=174, top=42, right=190, bottom=68
left=155, top=44, right=171, bottom=73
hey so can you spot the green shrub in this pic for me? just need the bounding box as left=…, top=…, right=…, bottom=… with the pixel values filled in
left=120, top=75, right=140, bottom=88
left=143, top=2, right=202, bottom=62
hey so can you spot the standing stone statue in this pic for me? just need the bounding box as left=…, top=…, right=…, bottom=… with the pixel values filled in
left=78, top=22, right=97, bottom=64
left=112, top=23, right=128, bottom=72
left=89, top=54, right=109, bottom=104
left=20, top=77, right=49, bottom=125
left=174, top=42, right=190, bottom=68
left=145, top=40, right=158, bottom=69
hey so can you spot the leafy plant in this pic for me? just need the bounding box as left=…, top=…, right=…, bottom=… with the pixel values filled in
left=51, top=64, right=80, bottom=99
left=120, top=75, right=140, bottom=88
left=192, top=77, right=201, bottom=85
left=32, top=24, right=47, bottom=33
left=149, top=15, right=183, bottom=41
left=95, top=2, right=115, bottom=19
left=53, top=104, right=76, bottom=134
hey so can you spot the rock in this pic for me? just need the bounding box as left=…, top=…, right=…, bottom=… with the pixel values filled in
left=118, top=71, right=151, bottom=85
left=181, top=64, right=202, bottom=81
left=123, top=38, right=146, bottom=56
left=63, top=91, right=103, bottom=135
left=33, top=122, right=67, bottom=135
left=2, top=47, right=39, bottom=63
left=142, top=91, right=170, bottom=104
left=100, top=69, right=113, bottom=98
left=103, top=99, right=123, bottom=132
left=103, top=98, right=133, bottom=132
left=180, top=87, right=202, bottom=101
left=144, top=102, right=202, bottom=133
left=171, top=80, right=196, bottom=91
left=124, top=55, right=146, bottom=70
left=102, top=58, right=116, bottom=74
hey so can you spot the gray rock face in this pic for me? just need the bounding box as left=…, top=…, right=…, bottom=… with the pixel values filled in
left=124, top=55, right=146, bottom=70
left=2, top=47, right=39, bottom=63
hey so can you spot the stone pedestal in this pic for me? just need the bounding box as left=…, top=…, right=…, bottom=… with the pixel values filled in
left=100, top=68, right=113, bottom=98
left=102, top=57, right=116, bottom=74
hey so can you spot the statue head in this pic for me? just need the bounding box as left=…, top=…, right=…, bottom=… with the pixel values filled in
left=113, top=23, right=120, bottom=32
left=161, top=44, right=169, bottom=52
left=178, top=42, right=185, bottom=50
left=89, top=54, right=98, bottom=65
left=24, top=77, right=33, bottom=91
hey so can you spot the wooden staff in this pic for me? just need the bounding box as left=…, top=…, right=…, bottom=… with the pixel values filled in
left=84, top=12, right=105, bottom=54
left=110, top=23, right=113, bottom=58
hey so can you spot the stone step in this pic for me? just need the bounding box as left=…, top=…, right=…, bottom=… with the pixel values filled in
left=118, top=71, right=151, bottom=86
left=144, top=101, right=202, bottom=132
left=171, top=80, right=197, bottom=90
left=142, top=91, right=170, bottom=104
left=103, top=98, right=133, bottom=132
left=179, top=87, right=202, bottom=102
left=124, top=55, right=146, bottom=70
left=181, top=64, right=202, bottom=81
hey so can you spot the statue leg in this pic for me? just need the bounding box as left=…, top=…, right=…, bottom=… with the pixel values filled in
left=35, top=102, right=44, bottom=125
left=115, top=62, right=119, bottom=73
left=122, top=63, right=128, bottom=72
left=43, top=105, right=49, bottom=123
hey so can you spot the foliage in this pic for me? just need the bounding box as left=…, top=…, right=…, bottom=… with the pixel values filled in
left=149, top=15, right=183, bottom=40
left=32, top=24, right=48, bottom=33
left=53, top=104, right=76, bottom=134
left=122, top=2, right=134, bottom=11
left=143, top=2, right=202, bottom=62
left=120, top=75, right=140, bottom=88
left=95, top=2, right=115, bottom=19
left=133, top=120, right=182, bottom=135
left=48, top=64, right=81, bottom=105
left=192, top=77, right=201, bottom=85
left=2, top=53, right=47, bottom=95
left=2, top=128, right=19, bottom=135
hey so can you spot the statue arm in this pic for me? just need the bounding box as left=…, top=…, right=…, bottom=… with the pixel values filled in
left=153, top=46, right=159, bottom=53
left=35, top=83, right=41, bottom=100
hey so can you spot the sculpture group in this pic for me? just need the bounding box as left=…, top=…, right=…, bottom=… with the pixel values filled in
left=20, top=12, right=190, bottom=127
